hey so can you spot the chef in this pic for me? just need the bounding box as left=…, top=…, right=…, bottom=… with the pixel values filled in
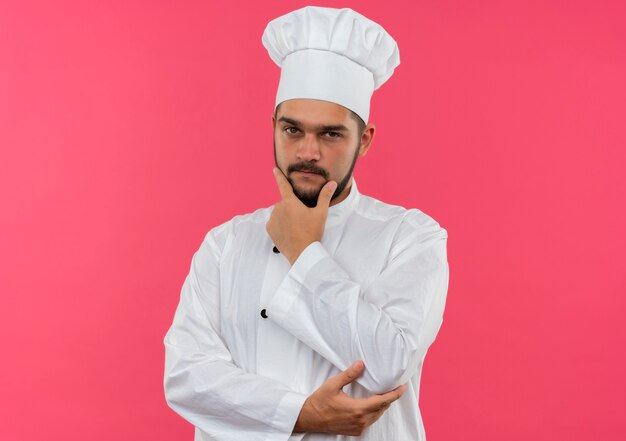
left=164, top=6, right=449, bottom=441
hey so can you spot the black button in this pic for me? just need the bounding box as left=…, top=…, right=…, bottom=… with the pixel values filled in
left=260, top=309, right=268, bottom=319
left=272, top=246, right=280, bottom=254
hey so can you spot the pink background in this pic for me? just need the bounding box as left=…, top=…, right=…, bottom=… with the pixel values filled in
left=1, top=0, right=625, bottom=439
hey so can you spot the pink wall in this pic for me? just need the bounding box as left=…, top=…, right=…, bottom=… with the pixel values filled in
left=1, top=1, right=624, bottom=439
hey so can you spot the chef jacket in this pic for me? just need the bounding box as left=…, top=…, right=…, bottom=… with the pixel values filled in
left=164, top=180, right=449, bottom=440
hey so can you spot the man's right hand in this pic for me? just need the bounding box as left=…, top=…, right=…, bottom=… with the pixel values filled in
left=292, top=360, right=406, bottom=436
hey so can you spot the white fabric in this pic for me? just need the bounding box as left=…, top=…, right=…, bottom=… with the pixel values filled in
left=164, top=180, right=449, bottom=440
left=262, top=6, right=400, bottom=123
left=275, top=50, right=375, bottom=125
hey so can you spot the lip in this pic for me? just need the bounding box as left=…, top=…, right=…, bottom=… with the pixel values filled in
left=292, top=170, right=323, bottom=177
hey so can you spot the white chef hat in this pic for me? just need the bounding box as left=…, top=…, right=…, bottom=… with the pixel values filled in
left=262, top=6, right=400, bottom=123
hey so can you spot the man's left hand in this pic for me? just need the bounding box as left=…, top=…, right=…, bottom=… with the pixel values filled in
left=266, top=167, right=337, bottom=265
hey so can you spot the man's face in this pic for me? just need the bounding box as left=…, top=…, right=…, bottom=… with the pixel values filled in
left=273, top=99, right=371, bottom=207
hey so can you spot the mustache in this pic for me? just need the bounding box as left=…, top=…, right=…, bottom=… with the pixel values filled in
left=287, top=162, right=329, bottom=180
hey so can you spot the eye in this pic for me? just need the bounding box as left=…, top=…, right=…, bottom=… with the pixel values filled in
left=284, top=127, right=300, bottom=135
left=322, top=131, right=342, bottom=139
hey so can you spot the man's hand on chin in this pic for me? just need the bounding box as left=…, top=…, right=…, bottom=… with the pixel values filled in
left=266, top=167, right=337, bottom=265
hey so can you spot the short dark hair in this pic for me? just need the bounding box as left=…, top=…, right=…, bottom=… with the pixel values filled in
left=350, top=111, right=366, bottom=136
left=274, top=102, right=366, bottom=136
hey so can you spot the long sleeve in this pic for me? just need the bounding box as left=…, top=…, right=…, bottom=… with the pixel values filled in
left=266, top=217, right=449, bottom=394
left=163, top=231, right=308, bottom=441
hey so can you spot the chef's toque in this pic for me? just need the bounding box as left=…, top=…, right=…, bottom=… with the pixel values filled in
left=261, top=6, right=400, bottom=123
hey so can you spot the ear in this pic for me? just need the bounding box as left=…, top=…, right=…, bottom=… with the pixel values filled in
left=272, top=113, right=276, bottom=130
left=358, top=124, right=376, bottom=157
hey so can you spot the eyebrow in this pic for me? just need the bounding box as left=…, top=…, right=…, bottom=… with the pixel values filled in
left=278, top=116, right=349, bottom=132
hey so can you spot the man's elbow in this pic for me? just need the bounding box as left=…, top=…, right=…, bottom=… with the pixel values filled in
left=163, top=353, right=192, bottom=412
left=362, top=346, right=421, bottom=394
left=163, top=369, right=180, bottom=410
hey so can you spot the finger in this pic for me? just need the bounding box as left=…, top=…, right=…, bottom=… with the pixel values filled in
left=369, top=407, right=387, bottom=425
left=324, top=360, right=364, bottom=391
left=362, top=384, right=406, bottom=410
left=315, top=180, right=337, bottom=210
left=273, top=167, right=295, bottom=200
left=358, top=405, right=389, bottom=434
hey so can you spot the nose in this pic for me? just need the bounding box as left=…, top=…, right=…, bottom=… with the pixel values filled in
left=296, top=134, right=321, bottom=162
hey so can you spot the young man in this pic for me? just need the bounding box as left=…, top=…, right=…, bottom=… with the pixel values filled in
left=164, top=6, right=449, bottom=440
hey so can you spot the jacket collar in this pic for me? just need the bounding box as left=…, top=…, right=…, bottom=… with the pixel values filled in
left=326, top=178, right=360, bottom=228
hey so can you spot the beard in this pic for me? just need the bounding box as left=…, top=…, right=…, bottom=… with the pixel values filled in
left=273, top=140, right=360, bottom=208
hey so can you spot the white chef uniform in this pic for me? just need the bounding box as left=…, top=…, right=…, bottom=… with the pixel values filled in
left=164, top=180, right=449, bottom=440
